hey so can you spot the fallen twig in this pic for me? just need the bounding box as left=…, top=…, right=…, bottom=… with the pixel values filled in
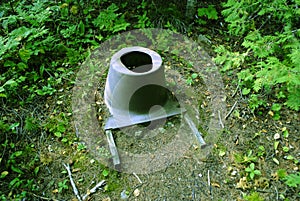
left=231, top=83, right=240, bottom=98
left=63, top=163, right=106, bottom=201
left=133, top=172, right=143, bottom=184
left=275, top=186, right=279, bottom=200
left=63, top=163, right=82, bottom=201
left=218, top=110, right=224, bottom=129
left=75, top=125, right=80, bottom=138
left=208, top=170, right=212, bottom=197
left=29, top=192, right=59, bottom=201
left=82, top=180, right=106, bottom=201
left=225, top=101, right=237, bottom=120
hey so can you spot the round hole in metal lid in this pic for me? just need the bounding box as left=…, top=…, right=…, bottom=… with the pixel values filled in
left=120, top=51, right=153, bottom=73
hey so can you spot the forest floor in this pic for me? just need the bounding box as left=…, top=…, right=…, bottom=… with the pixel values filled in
left=35, top=36, right=299, bottom=201
left=1, top=30, right=299, bottom=201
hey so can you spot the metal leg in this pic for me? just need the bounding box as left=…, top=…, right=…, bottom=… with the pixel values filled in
left=184, top=113, right=206, bottom=147
left=105, top=113, right=205, bottom=167
left=105, top=130, right=120, bottom=166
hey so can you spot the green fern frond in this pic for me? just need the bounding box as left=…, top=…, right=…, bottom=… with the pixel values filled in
left=288, top=45, right=300, bottom=68
left=253, top=78, right=262, bottom=92
left=24, top=117, right=39, bottom=132
left=285, top=86, right=300, bottom=111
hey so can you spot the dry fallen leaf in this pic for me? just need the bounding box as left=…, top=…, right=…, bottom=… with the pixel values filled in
left=236, top=177, right=251, bottom=190
left=254, top=177, right=269, bottom=189
left=52, top=189, right=58, bottom=193
left=211, top=182, right=220, bottom=188
left=271, top=172, right=279, bottom=181
left=72, top=168, right=81, bottom=173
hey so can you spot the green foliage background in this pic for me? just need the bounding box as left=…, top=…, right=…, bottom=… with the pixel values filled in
left=214, top=0, right=300, bottom=111
left=0, top=0, right=299, bottom=199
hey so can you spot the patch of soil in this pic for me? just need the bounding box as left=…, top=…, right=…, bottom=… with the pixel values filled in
left=75, top=48, right=298, bottom=200
left=21, top=38, right=299, bottom=201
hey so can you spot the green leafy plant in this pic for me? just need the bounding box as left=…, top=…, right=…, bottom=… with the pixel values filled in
left=244, top=191, right=264, bottom=201
left=134, top=0, right=152, bottom=28
left=102, top=169, right=109, bottom=177
left=77, top=142, right=87, bottom=151
left=58, top=179, right=69, bottom=193
left=257, top=146, right=265, bottom=157
left=197, top=5, right=218, bottom=25
left=234, top=150, right=258, bottom=164
left=214, top=45, right=249, bottom=72
left=186, top=73, right=198, bottom=85
left=270, top=103, right=282, bottom=120
left=215, top=0, right=300, bottom=111
left=0, top=0, right=133, bottom=108
left=284, top=172, right=300, bottom=188
left=44, top=112, right=70, bottom=143
left=245, top=163, right=261, bottom=180
left=277, top=169, right=288, bottom=179
left=0, top=119, right=40, bottom=199
left=92, top=3, right=130, bottom=36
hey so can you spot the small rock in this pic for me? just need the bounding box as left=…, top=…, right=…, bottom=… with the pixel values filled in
left=158, top=127, right=166, bottom=133
left=120, top=190, right=129, bottom=200
left=231, top=170, right=237, bottom=176
left=133, top=188, right=140, bottom=197
left=167, top=122, right=174, bottom=127
left=134, top=130, right=142, bottom=137
left=274, top=133, right=280, bottom=140
left=102, top=197, right=111, bottom=201
left=193, top=144, right=199, bottom=150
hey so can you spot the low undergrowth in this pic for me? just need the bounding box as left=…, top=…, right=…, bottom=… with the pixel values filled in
left=0, top=0, right=299, bottom=200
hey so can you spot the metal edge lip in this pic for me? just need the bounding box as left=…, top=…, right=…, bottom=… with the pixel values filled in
left=110, top=46, right=163, bottom=76
left=104, top=109, right=185, bottom=130
left=104, top=99, right=185, bottom=130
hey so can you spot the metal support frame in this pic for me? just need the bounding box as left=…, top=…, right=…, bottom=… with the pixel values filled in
left=105, top=112, right=206, bottom=167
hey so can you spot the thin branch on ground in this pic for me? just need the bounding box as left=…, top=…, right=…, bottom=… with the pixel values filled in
left=218, top=110, right=224, bottom=129
left=208, top=170, right=212, bottom=197
left=63, top=163, right=82, bottom=201
left=133, top=172, right=143, bottom=184
left=29, top=192, right=60, bottom=201
left=63, top=162, right=106, bottom=201
left=275, top=186, right=279, bottom=200
left=82, top=180, right=106, bottom=201
left=225, top=101, right=238, bottom=120
left=0, top=133, right=8, bottom=166
left=231, top=83, right=240, bottom=98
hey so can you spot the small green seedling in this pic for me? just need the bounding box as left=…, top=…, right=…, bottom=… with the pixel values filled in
left=102, top=169, right=109, bottom=177
left=186, top=73, right=198, bottom=85
left=245, top=163, right=261, bottom=180
left=271, top=103, right=281, bottom=120
left=77, top=142, right=87, bottom=151
left=58, top=179, right=69, bottom=193
left=235, top=150, right=258, bottom=164
left=257, top=146, right=265, bottom=157
left=244, top=191, right=264, bottom=201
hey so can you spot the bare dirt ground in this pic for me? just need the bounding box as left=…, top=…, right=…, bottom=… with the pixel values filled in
left=1, top=32, right=298, bottom=201
left=35, top=53, right=299, bottom=201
